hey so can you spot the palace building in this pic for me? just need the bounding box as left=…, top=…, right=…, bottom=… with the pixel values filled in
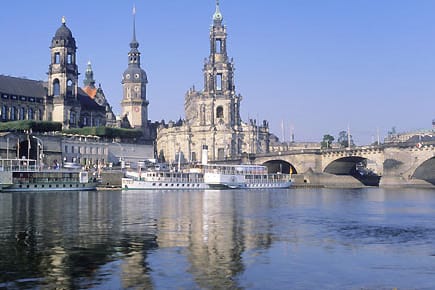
left=156, top=1, right=270, bottom=163
left=0, top=17, right=115, bottom=129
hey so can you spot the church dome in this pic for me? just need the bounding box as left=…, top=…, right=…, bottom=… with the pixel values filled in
left=52, top=17, right=76, bottom=47
left=123, top=67, right=148, bottom=83
left=55, top=23, right=73, bottom=39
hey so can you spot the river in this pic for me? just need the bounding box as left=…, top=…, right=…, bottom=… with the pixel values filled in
left=1, top=188, right=435, bottom=289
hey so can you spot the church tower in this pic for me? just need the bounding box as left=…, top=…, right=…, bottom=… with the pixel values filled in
left=47, top=16, right=80, bottom=128
left=121, top=7, right=149, bottom=133
left=185, top=0, right=241, bottom=130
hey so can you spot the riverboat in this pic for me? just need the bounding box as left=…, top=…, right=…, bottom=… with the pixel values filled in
left=122, top=167, right=209, bottom=190
left=0, top=158, right=98, bottom=192
left=203, top=164, right=292, bottom=189
left=122, top=163, right=292, bottom=190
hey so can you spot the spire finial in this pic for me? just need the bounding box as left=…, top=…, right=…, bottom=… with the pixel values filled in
left=213, top=0, right=223, bottom=22
left=61, top=16, right=66, bottom=24
left=132, top=5, right=137, bottom=43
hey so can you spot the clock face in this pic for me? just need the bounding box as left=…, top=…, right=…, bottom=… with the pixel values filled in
left=126, top=74, right=131, bottom=79
left=134, top=73, right=140, bottom=79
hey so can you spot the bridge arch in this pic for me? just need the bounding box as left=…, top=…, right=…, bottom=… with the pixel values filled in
left=262, top=160, right=297, bottom=174
left=412, top=157, right=435, bottom=184
left=324, top=156, right=366, bottom=175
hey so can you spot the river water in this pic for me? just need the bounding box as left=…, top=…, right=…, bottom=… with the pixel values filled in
left=1, top=188, right=435, bottom=289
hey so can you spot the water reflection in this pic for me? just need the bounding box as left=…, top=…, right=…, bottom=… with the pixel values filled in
left=1, top=188, right=435, bottom=289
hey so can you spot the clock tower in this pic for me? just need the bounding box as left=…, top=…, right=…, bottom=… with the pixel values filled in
left=121, top=6, right=149, bottom=133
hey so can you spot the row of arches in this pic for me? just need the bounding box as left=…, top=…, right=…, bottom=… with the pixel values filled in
left=262, top=156, right=435, bottom=186
left=52, top=79, right=76, bottom=96
left=1, top=105, right=43, bottom=121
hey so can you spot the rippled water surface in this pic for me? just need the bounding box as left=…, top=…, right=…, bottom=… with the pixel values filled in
left=1, top=188, right=435, bottom=289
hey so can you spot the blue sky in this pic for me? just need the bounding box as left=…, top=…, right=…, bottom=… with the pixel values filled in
left=1, top=0, right=435, bottom=145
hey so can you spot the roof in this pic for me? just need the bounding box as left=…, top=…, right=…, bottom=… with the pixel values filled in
left=55, top=23, right=73, bottom=40
left=0, top=75, right=47, bottom=98
left=78, top=88, right=104, bottom=111
left=82, top=86, right=97, bottom=99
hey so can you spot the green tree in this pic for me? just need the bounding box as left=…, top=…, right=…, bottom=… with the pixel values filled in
left=337, top=130, right=355, bottom=148
left=320, top=134, right=334, bottom=149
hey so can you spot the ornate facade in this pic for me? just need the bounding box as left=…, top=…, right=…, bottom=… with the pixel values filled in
left=156, top=2, right=270, bottom=163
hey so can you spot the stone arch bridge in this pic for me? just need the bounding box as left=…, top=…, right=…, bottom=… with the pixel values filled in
left=244, top=142, right=435, bottom=187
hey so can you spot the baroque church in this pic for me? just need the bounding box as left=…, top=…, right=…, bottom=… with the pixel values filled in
left=156, top=2, right=270, bottom=163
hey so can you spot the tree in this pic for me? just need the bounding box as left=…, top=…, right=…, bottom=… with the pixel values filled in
left=320, top=134, right=334, bottom=149
left=337, top=130, right=355, bottom=148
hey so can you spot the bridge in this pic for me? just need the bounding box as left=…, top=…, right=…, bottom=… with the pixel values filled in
left=242, top=141, right=435, bottom=188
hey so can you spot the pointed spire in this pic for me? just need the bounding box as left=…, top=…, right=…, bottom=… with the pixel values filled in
left=213, top=0, right=223, bottom=23
left=130, top=5, right=139, bottom=49
left=84, top=60, right=95, bottom=87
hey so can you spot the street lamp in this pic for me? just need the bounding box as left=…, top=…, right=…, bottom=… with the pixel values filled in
left=32, top=136, right=44, bottom=169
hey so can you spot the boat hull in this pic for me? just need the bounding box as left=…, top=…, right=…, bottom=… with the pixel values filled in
left=2, top=182, right=98, bottom=192
left=122, top=178, right=209, bottom=190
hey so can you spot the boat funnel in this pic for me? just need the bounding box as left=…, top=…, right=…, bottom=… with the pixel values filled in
left=201, top=145, right=208, bottom=165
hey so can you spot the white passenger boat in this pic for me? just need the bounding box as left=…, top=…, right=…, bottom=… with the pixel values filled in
left=0, top=158, right=98, bottom=192
left=122, top=167, right=209, bottom=190
left=203, top=164, right=292, bottom=189
left=122, top=163, right=291, bottom=190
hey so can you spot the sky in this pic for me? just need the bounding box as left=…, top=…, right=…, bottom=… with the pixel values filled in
left=1, top=0, right=435, bottom=145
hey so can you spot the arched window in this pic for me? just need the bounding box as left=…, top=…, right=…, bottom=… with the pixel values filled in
left=11, top=107, right=16, bottom=120
left=216, top=106, right=224, bottom=118
left=54, top=52, right=60, bottom=64
left=1, top=105, right=8, bottom=120
left=28, top=108, right=34, bottom=120
left=67, top=79, right=73, bottom=96
left=20, top=107, right=26, bottom=120
left=38, top=109, right=43, bottom=121
left=53, top=79, right=60, bottom=96
left=70, top=112, right=75, bottom=125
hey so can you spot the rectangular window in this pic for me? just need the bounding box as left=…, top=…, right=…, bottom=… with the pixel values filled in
left=218, top=148, right=225, bottom=160
left=65, top=145, right=68, bottom=154
left=215, top=39, right=222, bottom=53
left=216, top=74, right=222, bottom=91
left=67, top=53, right=72, bottom=64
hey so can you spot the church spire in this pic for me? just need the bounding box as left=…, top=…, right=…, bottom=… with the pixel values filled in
left=130, top=5, right=139, bottom=50
left=83, top=60, right=95, bottom=87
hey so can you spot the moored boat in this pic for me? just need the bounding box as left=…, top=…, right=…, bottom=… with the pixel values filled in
left=122, top=167, right=209, bottom=190
left=203, top=164, right=292, bottom=189
left=0, top=158, right=98, bottom=192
